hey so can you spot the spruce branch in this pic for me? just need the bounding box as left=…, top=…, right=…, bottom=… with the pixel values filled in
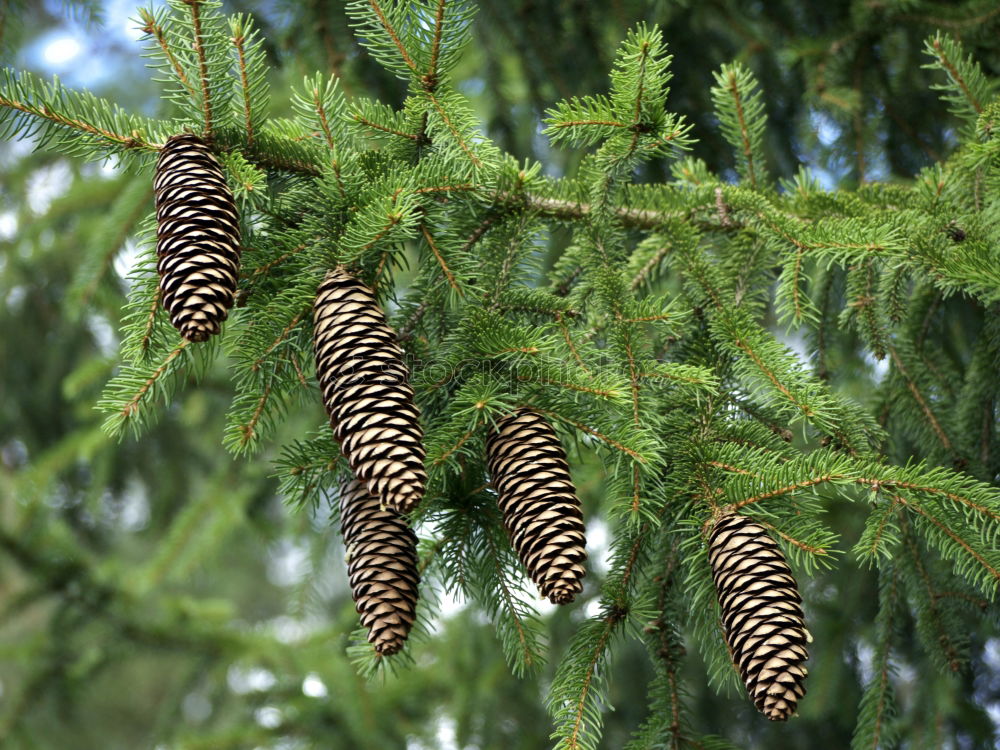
left=532, top=407, right=645, bottom=462
left=232, top=30, right=254, bottom=144
left=887, top=342, right=956, bottom=458
left=228, top=14, right=268, bottom=148
left=420, top=224, right=464, bottom=296
left=352, top=112, right=420, bottom=141
left=899, top=519, right=966, bottom=672
left=425, top=0, right=447, bottom=89
left=923, top=33, right=990, bottom=119
left=850, top=565, right=902, bottom=750
left=140, top=287, right=163, bottom=355
left=5, top=6, right=1000, bottom=746
left=554, top=613, right=622, bottom=750
left=137, top=7, right=197, bottom=100
left=250, top=309, right=308, bottom=372
left=360, top=0, right=419, bottom=74
left=424, top=89, right=485, bottom=170
left=0, top=70, right=162, bottom=155
left=481, top=528, right=542, bottom=675
left=101, top=340, right=189, bottom=436
left=184, top=0, right=215, bottom=138
left=896, top=493, right=1000, bottom=594
left=711, top=62, right=768, bottom=188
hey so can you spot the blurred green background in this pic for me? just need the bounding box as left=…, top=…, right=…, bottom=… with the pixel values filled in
left=1, top=1, right=998, bottom=748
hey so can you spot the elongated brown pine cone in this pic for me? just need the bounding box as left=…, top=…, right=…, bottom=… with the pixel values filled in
left=313, top=269, right=427, bottom=514
left=154, top=133, right=241, bottom=342
left=485, top=408, right=587, bottom=604
left=339, top=478, right=420, bottom=655
left=708, top=513, right=810, bottom=721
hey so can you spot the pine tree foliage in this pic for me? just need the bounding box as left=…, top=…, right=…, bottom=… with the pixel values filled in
left=3, top=1, right=1000, bottom=747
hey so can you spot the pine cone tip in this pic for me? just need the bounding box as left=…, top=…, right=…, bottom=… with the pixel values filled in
left=374, top=637, right=405, bottom=656
left=382, top=482, right=423, bottom=516
left=546, top=582, right=583, bottom=605
left=181, top=322, right=213, bottom=343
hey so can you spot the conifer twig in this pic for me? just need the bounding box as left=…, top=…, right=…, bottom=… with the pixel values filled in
left=929, top=36, right=983, bottom=114
left=731, top=337, right=813, bottom=417
left=566, top=619, right=618, bottom=750
left=426, top=92, right=483, bottom=169
left=731, top=474, right=835, bottom=511
left=899, top=495, right=1000, bottom=587
left=352, top=113, right=420, bottom=140
left=0, top=94, right=160, bottom=151
left=630, top=241, right=671, bottom=290
left=138, top=9, right=198, bottom=99
left=556, top=312, right=591, bottom=374
left=242, top=244, right=307, bottom=280
left=251, top=310, right=307, bottom=371
left=121, top=341, right=189, bottom=418
left=483, top=530, right=537, bottom=670
left=312, top=84, right=346, bottom=198
left=901, top=516, right=963, bottom=671
left=232, top=29, right=255, bottom=146
left=868, top=566, right=899, bottom=746
left=366, top=0, right=418, bottom=72
left=886, top=344, right=954, bottom=456
left=239, top=382, right=273, bottom=447
left=184, top=0, right=214, bottom=138
left=420, top=224, right=464, bottom=296
left=140, top=287, right=163, bottom=354
left=424, top=0, right=447, bottom=90
left=397, top=300, right=429, bottom=342
left=515, top=375, right=619, bottom=399
left=432, top=425, right=477, bottom=466
left=724, top=67, right=758, bottom=188
left=533, top=408, right=645, bottom=461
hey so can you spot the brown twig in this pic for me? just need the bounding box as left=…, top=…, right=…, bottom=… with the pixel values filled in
left=121, top=341, right=189, bottom=418
left=251, top=310, right=307, bottom=371
left=420, top=224, right=464, bottom=296
left=184, top=0, right=214, bottom=138
left=366, top=0, right=418, bottom=72
left=930, top=36, right=984, bottom=113
left=139, top=9, right=197, bottom=100
left=424, top=0, right=447, bottom=90
left=887, top=344, right=954, bottom=456
left=232, top=29, right=255, bottom=146
left=140, top=287, right=163, bottom=354
left=0, top=95, right=160, bottom=151
left=725, top=67, right=759, bottom=188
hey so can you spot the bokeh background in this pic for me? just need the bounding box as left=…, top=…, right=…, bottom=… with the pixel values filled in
left=1, top=1, right=999, bottom=748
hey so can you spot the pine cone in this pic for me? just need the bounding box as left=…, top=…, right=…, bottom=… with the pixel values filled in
left=708, top=513, right=810, bottom=721
left=486, top=408, right=587, bottom=604
left=313, top=269, right=427, bottom=514
left=339, top=478, right=420, bottom=655
left=154, top=133, right=241, bottom=342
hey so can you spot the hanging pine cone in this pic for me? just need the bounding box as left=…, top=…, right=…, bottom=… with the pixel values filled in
left=313, top=269, right=427, bottom=514
left=708, top=513, right=810, bottom=721
left=154, top=133, right=241, bottom=342
left=339, top=478, right=420, bottom=655
left=485, top=408, right=587, bottom=604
